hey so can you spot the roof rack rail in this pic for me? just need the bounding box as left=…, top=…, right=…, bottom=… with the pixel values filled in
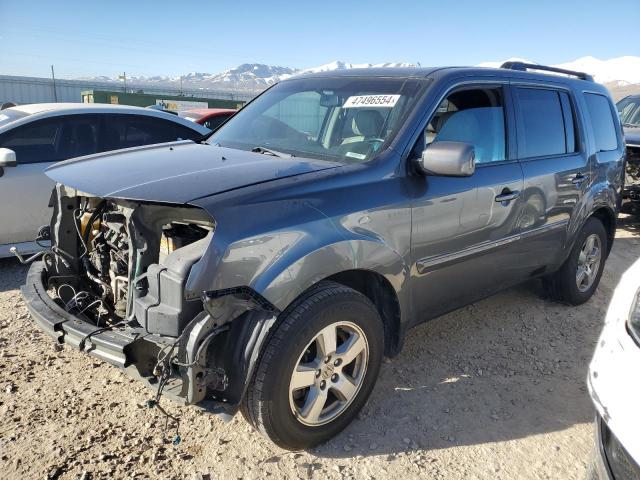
left=500, top=61, right=594, bottom=82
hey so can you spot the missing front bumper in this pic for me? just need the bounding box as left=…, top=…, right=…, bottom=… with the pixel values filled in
left=21, top=261, right=139, bottom=368
left=21, top=261, right=280, bottom=416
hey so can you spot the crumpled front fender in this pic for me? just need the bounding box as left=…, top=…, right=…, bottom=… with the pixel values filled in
left=256, top=238, right=409, bottom=316
left=179, top=288, right=279, bottom=409
left=185, top=196, right=411, bottom=322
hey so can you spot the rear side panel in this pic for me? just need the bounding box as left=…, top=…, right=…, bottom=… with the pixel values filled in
left=577, top=85, right=625, bottom=252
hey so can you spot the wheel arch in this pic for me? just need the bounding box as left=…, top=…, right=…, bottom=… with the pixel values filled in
left=324, top=269, right=403, bottom=357
left=589, top=205, right=616, bottom=256
left=253, top=238, right=411, bottom=358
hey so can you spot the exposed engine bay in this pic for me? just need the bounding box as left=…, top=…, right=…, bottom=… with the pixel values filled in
left=50, top=194, right=214, bottom=333
left=623, top=145, right=640, bottom=215
left=19, top=184, right=280, bottom=418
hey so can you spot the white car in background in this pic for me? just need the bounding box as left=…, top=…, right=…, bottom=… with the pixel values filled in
left=0, top=103, right=209, bottom=257
left=588, top=257, right=640, bottom=479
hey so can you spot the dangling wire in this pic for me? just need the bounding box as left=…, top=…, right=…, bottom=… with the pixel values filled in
left=147, top=363, right=181, bottom=445
left=146, top=331, right=192, bottom=446
left=73, top=207, right=89, bottom=259
left=56, top=283, right=77, bottom=301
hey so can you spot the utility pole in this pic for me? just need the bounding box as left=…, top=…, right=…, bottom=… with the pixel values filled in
left=50, top=65, right=58, bottom=102
left=119, top=72, right=127, bottom=93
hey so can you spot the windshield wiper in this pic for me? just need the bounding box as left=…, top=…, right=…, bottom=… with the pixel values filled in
left=623, top=122, right=640, bottom=128
left=251, top=146, right=295, bottom=158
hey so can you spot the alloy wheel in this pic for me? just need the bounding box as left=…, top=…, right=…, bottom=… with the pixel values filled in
left=288, top=321, right=369, bottom=426
left=576, top=233, right=602, bottom=292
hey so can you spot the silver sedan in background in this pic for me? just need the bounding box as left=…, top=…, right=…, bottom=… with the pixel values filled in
left=0, top=103, right=209, bottom=257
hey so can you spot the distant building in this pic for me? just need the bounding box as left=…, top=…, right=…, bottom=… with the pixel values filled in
left=0, top=74, right=255, bottom=106
left=81, top=90, right=243, bottom=112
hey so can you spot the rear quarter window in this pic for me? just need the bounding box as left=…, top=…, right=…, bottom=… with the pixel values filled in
left=584, top=93, right=619, bottom=152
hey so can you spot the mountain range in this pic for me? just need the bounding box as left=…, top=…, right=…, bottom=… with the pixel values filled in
left=78, top=56, right=640, bottom=95
left=79, top=61, right=418, bottom=91
left=478, top=56, right=640, bottom=86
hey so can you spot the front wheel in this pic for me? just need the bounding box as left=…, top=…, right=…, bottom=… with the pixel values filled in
left=241, top=282, right=384, bottom=450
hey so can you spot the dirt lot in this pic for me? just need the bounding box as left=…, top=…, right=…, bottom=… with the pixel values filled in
left=1, top=218, right=639, bottom=480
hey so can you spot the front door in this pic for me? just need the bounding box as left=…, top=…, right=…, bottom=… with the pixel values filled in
left=0, top=115, right=100, bottom=247
left=409, top=84, right=526, bottom=323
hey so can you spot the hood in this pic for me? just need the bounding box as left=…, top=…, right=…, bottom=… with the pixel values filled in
left=624, top=127, right=640, bottom=146
left=46, top=141, right=340, bottom=204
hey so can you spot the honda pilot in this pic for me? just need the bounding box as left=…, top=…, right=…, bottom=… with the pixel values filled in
left=20, top=62, right=625, bottom=449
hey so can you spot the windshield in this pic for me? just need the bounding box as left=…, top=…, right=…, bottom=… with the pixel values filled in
left=208, top=77, right=427, bottom=164
left=617, top=96, right=640, bottom=127
left=0, top=109, right=29, bottom=129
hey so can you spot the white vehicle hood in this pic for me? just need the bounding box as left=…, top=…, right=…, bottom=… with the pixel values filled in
left=588, top=257, right=640, bottom=463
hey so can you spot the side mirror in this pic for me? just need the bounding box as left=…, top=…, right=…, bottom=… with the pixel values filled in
left=417, top=141, right=475, bottom=177
left=0, top=148, right=17, bottom=167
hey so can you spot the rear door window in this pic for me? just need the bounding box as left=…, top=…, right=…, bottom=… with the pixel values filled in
left=102, top=115, right=201, bottom=150
left=515, top=88, right=575, bottom=158
left=56, top=115, right=100, bottom=159
left=584, top=93, right=619, bottom=152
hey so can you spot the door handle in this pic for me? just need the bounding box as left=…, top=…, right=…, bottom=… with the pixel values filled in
left=571, top=173, right=589, bottom=186
left=495, top=189, right=520, bottom=204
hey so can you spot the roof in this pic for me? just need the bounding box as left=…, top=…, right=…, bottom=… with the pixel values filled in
left=286, top=66, right=602, bottom=88
left=0, top=102, right=210, bottom=135
left=9, top=102, right=151, bottom=115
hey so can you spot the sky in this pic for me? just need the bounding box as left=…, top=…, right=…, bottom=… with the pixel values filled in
left=0, top=0, right=638, bottom=79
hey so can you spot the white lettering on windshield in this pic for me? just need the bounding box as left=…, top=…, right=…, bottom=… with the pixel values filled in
left=343, top=95, right=400, bottom=108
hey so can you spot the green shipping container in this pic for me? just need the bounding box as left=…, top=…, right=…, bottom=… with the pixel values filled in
left=81, top=89, right=245, bottom=111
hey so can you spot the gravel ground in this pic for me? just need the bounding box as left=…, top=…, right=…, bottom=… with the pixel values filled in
left=1, top=217, right=639, bottom=480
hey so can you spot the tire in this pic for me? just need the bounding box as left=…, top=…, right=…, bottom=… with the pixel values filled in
left=585, top=459, right=599, bottom=480
left=543, top=217, right=607, bottom=305
left=241, top=281, right=384, bottom=450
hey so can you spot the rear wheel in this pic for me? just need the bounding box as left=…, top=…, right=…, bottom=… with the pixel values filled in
left=543, top=217, right=607, bottom=305
left=241, top=282, right=384, bottom=450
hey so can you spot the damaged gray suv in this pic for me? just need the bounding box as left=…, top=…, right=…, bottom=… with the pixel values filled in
left=21, top=63, right=625, bottom=449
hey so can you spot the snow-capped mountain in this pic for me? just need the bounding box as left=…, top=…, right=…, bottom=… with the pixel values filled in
left=201, top=64, right=298, bottom=87
left=298, top=61, right=415, bottom=74
left=555, top=56, right=640, bottom=85
left=78, top=61, right=416, bottom=91
left=78, top=56, right=639, bottom=94
left=477, top=56, right=640, bottom=86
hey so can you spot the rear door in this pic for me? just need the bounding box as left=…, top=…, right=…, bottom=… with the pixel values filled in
left=410, top=83, right=526, bottom=322
left=0, top=115, right=96, bottom=246
left=510, top=84, right=589, bottom=273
